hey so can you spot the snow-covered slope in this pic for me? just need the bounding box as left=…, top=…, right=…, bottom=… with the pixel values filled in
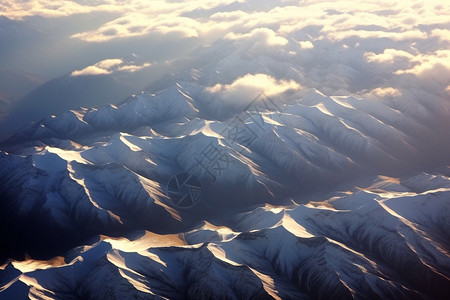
left=1, top=171, right=449, bottom=299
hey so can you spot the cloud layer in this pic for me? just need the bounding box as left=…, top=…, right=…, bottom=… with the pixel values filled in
left=2, top=0, right=449, bottom=102
left=3, top=1, right=448, bottom=44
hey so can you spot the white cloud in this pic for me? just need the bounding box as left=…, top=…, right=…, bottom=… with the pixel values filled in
left=326, top=29, right=428, bottom=41
left=368, top=87, right=402, bottom=98
left=71, top=12, right=203, bottom=42
left=4, top=0, right=447, bottom=50
left=3, top=0, right=450, bottom=100
left=431, top=29, right=450, bottom=42
left=0, top=0, right=123, bottom=19
left=225, top=28, right=288, bottom=47
left=117, top=63, right=151, bottom=73
left=365, top=49, right=414, bottom=63
left=206, top=73, right=301, bottom=104
left=71, top=58, right=151, bottom=76
left=95, top=59, right=123, bottom=70
left=299, top=41, right=314, bottom=49
left=71, top=65, right=111, bottom=76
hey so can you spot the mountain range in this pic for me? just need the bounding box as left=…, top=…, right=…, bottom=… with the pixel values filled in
left=0, top=25, right=449, bottom=299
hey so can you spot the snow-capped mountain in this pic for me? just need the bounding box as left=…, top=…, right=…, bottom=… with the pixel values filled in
left=1, top=166, right=449, bottom=299
left=1, top=21, right=450, bottom=299
left=1, top=81, right=449, bottom=298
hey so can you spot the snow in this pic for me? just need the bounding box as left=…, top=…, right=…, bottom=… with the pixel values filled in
left=1, top=171, right=449, bottom=298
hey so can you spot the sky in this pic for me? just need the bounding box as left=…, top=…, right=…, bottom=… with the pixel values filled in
left=0, top=0, right=449, bottom=125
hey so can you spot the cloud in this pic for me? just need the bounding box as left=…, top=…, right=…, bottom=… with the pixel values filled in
left=365, top=49, right=414, bottom=63
left=71, top=65, right=111, bottom=76
left=71, top=12, right=203, bottom=42
left=299, top=41, right=314, bottom=49
left=206, top=73, right=301, bottom=104
left=4, top=0, right=447, bottom=50
left=326, top=29, right=428, bottom=41
left=117, top=63, right=151, bottom=73
left=367, top=87, right=402, bottom=98
left=394, top=50, right=450, bottom=85
left=0, top=0, right=123, bottom=19
left=71, top=58, right=151, bottom=76
left=364, top=48, right=450, bottom=95
left=94, top=59, right=123, bottom=70
left=3, top=0, right=450, bottom=101
left=225, top=28, right=288, bottom=47
left=431, top=29, right=450, bottom=42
